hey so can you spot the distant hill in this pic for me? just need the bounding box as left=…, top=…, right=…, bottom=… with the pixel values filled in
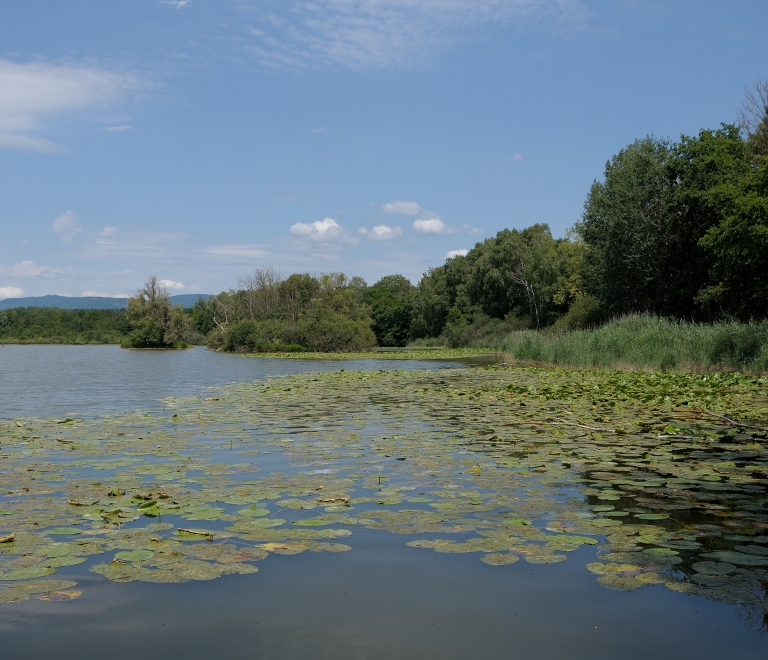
left=0, top=294, right=210, bottom=311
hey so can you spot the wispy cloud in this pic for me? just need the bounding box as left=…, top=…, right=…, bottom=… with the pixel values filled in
left=103, top=125, right=132, bottom=132
left=0, top=286, right=24, bottom=298
left=81, top=290, right=130, bottom=298
left=309, top=126, right=327, bottom=134
left=445, top=249, right=469, bottom=258
left=383, top=201, right=422, bottom=215
left=203, top=244, right=270, bottom=258
left=247, top=1, right=583, bottom=69
left=52, top=211, right=82, bottom=243
left=360, top=224, right=403, bottom=241
left=0, top=260, right=60, bottom=277
left=0, top=59, right=143, bottom=152
left=163, top=0, right=191, bottom=8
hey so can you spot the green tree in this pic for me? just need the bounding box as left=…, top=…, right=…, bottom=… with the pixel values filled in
left=578, top=137, right=678, bottom=316
left=123, top=276, right=191, bottom=348
left=697, top=157, right=768, bottom=319
left=363, top=275, right=416, bottom=346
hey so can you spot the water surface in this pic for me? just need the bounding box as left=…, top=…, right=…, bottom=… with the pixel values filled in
left=1, top=347, right=766, bottom=659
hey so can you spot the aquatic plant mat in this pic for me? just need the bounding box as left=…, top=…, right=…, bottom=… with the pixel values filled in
left=2, top=365, right=768, bottom=615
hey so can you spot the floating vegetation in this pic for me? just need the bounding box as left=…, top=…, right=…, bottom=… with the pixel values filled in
left=1, top=365, right=768, bottom=615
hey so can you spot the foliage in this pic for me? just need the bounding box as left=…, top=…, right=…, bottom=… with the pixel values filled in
left=204, top=269, right=376, bottom=353
left=122, top=276, right=192, bottom=349
left=488, top=314, right=768, bottom=374
left=578, top=137, right=678, bottom=316
left=363, top=275, right=416, bottom=346
left=0, top=308, right=129, bottom=344
left=412, top=224, right=584, bottom=342
left=578, top=123, right=768, bottom=322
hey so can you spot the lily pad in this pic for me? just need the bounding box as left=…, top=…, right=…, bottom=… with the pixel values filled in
left=2, top=566, right=57, bottom=581
left=115, top=549, right=155, bottom=562
left=481, top=553, right=520, bottom=566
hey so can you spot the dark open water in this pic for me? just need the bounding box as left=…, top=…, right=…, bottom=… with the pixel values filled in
left=0, top=346, right=765, bottom=659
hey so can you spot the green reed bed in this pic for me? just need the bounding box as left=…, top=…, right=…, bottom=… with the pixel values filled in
left=488, top=315, right=768, bottom=374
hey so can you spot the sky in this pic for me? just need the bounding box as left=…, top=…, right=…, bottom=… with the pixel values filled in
left=0, top=1, right=767, bottom=299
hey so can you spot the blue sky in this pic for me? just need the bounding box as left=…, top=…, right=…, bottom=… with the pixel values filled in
left=1, top=0, right=766, bottom=298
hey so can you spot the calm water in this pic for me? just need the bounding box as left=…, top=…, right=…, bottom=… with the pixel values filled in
left=0, top=345, right=472, bottom=418
left=0, top=346, right=765, bottom=659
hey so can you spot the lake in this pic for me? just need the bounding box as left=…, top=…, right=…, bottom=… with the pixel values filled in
left=0, top=346, right=766, bottom=659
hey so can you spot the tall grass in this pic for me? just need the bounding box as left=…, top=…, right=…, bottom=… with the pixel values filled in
left=485, top=314, right=768, bottom=374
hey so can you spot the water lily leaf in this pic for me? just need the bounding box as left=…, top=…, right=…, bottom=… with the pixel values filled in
left=44, top=528, right=82, bottom=536
left=311, top=543, right=351, bottom=552
left=177, top=528, right=215, bottom=540
left=3, top=566, right=57, bottom=580
left=700, top=551, right=768, bottom=566
left=183, top=506, right=224, bottom=521
left=481, top=553, right=520, bottom=566
left=45, top=556, right=87, bottom=568
left=634, top=513, right=670, bottom=520
left=0, top=589, right=30, bottom=603
left=34, top=589, right=83, bottom=601
left=258, top=542, right=308, bottom=555
left=597, top=575, right=643, bottom=591
left=0, top=532, right=15, bottom=543
left=115, top=549, right=155, bottom=562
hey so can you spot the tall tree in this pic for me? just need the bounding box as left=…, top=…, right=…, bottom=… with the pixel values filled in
left=578, top=137, right=678, bottom=316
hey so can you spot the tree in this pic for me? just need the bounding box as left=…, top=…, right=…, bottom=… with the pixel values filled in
left=738, top=78, right=768, bottom=162
left=697, top=157, right=768, bottom=319
left=363, top=275, right=416, bottom=346
left=578, top=137, right=679, bottom=316
left=123, top=276, right=191, bottom=348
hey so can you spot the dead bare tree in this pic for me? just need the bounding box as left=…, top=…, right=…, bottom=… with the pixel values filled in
left=238, top=265, right=284, bottom=319
left=737, top=78, right=768, bottom=159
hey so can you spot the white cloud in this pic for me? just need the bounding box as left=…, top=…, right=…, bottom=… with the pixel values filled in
left=0, top=286, right=24, bottom=298
left=383, top=201, right=422, bottom=215
left=0, top=260, right=58, bottom=277
left=204, top=244, right=270, bottom=258
left=248, top=1, right=583, bottom=69
left=445, top=249, right=469, bottom=259
left=103, top=125, right=132, bottom=132
left=164, top=0, right=190, bottom=7
left=367, top=224, right=403, bottom=241
left=0, top=59, right=142, bottom=152
left=101, top=226, right=118, bottom=237
left=159, top=279, right=185, bottom=290
left=290, top=217, right=344, bottom=241
left=52, top=211, right=82, bottom=243
left=511, top=153, right=523, bottom=161
left=413, top=217, right=446, bottom=234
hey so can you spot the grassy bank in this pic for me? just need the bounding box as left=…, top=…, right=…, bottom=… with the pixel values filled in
left=237, top=347, right=495, bottom=360
left=484, top=314, right=768, bottom=374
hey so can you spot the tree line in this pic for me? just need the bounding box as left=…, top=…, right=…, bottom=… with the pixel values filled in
left=3, top=81, right=766, bottom=350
